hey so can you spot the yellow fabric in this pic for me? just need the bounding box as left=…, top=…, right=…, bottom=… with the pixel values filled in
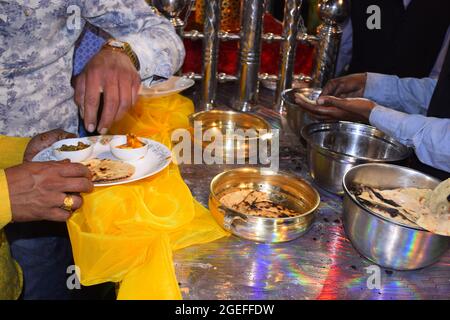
left=68, top=95, right=227, bottom=300
left=0, top=135, right=29, bottom=300
left=0, top=171, right=12, bottom=230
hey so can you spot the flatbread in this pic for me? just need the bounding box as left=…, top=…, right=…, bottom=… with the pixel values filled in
left=295, top=92, right=317, bottom=105
left=353, top=179, right=450, bottom=236
left=82, top=159, right=135, bottom=183
left=420, top=179, right=450, bottom=236
left=219, top=188, right=301, bottom=218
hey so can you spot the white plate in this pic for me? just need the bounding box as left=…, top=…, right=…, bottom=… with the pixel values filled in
left=138, top=76, right=195, bottom=98
left=33, top=135, right=172, bottom=187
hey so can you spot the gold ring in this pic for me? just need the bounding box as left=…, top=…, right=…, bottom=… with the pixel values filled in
left=62, top=194, right=74, bottom=212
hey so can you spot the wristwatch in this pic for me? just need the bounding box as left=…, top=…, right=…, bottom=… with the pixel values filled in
left=103, top=39, right=141, bottom=71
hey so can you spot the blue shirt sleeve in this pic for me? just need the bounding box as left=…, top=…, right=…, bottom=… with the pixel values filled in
left=364, top=73, right=437, bottom=115
left=369, top=105, right=450, bottom=173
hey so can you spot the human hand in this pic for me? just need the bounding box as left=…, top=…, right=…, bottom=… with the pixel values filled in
left=24, top=129, right=76, bottom=162
left=73, top=47, right=141, bottom=135
left=294, top=95, right=377, bottom=122
left=321, top=73, right=367, bottom=98
left=5, top=161, right=93, bottom=222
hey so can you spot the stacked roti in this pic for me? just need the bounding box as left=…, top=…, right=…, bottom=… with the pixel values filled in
left=219, top=188, right=300, bottom=218
left=353, top=178, right=450, bottom=236
left=82, top=159, right=135, bottom=183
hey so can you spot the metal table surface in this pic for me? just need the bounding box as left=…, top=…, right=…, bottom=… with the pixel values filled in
left=174, top=83, right=450, bottom=300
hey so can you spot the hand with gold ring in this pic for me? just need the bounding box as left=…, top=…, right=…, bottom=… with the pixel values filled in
left=5, top=161, right=93, bottom=222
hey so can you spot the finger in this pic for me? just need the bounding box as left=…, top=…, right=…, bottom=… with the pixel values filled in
left=46, top=207, right=72, bottom=222
left=84, top=71, right=102, bottom=133
left=57, top=163, right=91, bottom=179
left=97, top=76, right=119, bottom=134
left=131, top=74, right=141, bottom=107
left=317, top=96, right=351, bottom=109
left=116, top=76, right=133, bottom=121
left=74, top=73, right=87, bottom=119
left=48, top=177, right=93, bottom=193
left=56, top=193, right=83, bottom=211
left=294, top=97, right=325, bottom=114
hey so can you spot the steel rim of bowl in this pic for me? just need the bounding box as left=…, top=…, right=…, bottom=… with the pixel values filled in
left=301, top=121, right=411, bottom=163
left=342, top=163, right=441, bottom=231
left=210, top=167, right=321, bottom=221
left=189, top=110, right=272, bottom=142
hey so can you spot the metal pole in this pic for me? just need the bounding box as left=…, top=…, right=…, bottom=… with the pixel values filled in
left=311, top=0, right=350, bottom=88
left=274, top=0, right=303, bottom=113
left=201, top=0, right=222, bottom=110
left=233, top=0, right=265, bottom=112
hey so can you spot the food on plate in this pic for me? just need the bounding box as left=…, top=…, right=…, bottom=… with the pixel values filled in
left=219, top=188, right=300, bottom=218
left=57, top=141, right=90, bottom=152
left=352, top=179, right=450, bottom=235
left=82, top=159, right=135, bottom=183
left=116, top=134, right=146, bottom=149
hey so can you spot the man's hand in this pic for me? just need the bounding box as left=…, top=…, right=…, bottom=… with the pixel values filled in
left=24, top=129, right=76, bottom=162
left=321, top=73, right=367, bottom=98
left=74, top=47, right=141, bottom=135
left=5, top=161, right=93, bottom=222
left=294, top=95, right=377, bottom=122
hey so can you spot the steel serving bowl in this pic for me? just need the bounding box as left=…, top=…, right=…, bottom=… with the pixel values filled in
left=281, top=88, right=317, bottom=138
left=342, top=163, right=449, bottom=270
left=301, top=121, right=411, bottom=195
left=209, top=168, right=321, bottom=243
left=189, top=110, right=272, bottom=160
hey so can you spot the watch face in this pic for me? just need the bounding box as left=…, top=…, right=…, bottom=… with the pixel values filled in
left=108, top=40, right=125, bottom=49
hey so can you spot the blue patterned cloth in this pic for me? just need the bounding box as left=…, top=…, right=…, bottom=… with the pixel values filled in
left=0, top=1, right=185, bottom=137
left=73, top=26, right=107, bottom=77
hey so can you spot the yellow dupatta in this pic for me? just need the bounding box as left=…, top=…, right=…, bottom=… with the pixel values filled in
left=67, top=95, right=227, bottom=299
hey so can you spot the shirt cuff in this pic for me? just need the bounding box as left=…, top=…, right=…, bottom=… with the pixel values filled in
left=0, top=170, right=12, bottom=229
left=369, top=105, right=418, bottom=146
left=364, top=73, right=397, bottom=106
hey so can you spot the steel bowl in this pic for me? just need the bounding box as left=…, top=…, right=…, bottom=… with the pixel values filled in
left=301, top=121, right=411, bottom=194
left=282, top=88, right=317, bottom=138
left=209, top=168, right=320, bottom=243
left=189, top=110, right=272, bottom=160
left=343, top=163, right=449, bottom=270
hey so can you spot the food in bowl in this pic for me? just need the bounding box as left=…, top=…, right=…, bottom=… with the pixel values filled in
left=116, top=134, right=146, bottom=149
left=351, top=185, right=424, bottom=228
left=110, top=134, right=148, bottom=161
left=53, top=137, right=94, bottom=162
left=57, top=141, right=91, bottom=152
left=82, top=158, right=135, bottom=183
left=351, top=179, right=450, bottom=235
left=219, top=188, right=301, bottom=218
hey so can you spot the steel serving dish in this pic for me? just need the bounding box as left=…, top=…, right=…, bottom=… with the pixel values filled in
left=342, top=163, right=449, bottom=270
left=209, top=167, right=321, bottom=243
left=189, top=110, right=272, bottom=160
left=281, top=88, right=317, bottom=138
left=301, top=121, right=411, bottom=194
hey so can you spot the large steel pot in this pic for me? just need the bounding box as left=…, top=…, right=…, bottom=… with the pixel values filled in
left=302, top=121, right=411, bottom=194
left=342, top=163, right=449, bottom=270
